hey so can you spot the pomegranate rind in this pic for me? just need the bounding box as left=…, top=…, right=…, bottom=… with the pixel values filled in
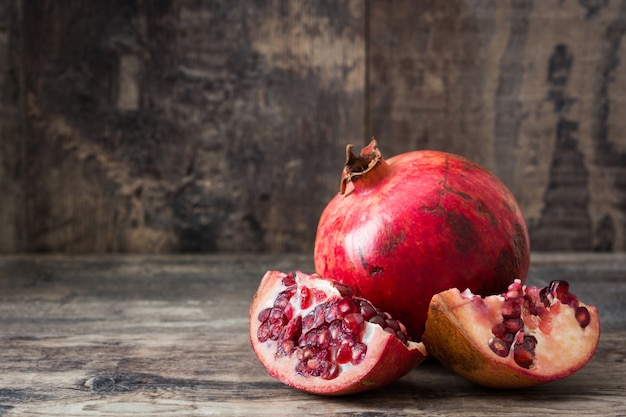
left=249, top=270, right=428, bottom=395
left=422, top=287, right=600, bottom=389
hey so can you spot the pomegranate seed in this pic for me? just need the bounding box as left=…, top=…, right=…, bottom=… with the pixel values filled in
left=339, top=331, right=358, bottom=346
left=298, top=346, right=317, bottom=362
left=268, top=308, right=286, bottom=324
left=502, top=332, right=515, bottom=344
left=324, top=301, right=340, bottom=323
left=492, top=323, right=507, bottom=338
left=295, top=361, right=308, bottom=375
left=368, top=314, right=386, bottom=328
left=567, top=294, right=580, bottom=309
left=274, top=289, right=295, bottom=310
left=269, top=321, right=283, bottom=341
left=549, top=280, right=569, bottom=298
left=281, top=273, right=296, bottom=287
left=333, top=282, right=353, bottom=297
left=557, top=292, right=574, bottom=307
left=283, top=303, right=293, bottom=320
left=524, top=286, right=542, bottom=313
left=343, top=313, right=365, bottom=334
left=351, top=343, right=367, bottom=365
left=505, top=280, right=523, bottom=300
left=383, top=327, right=396, bottom=335
left=304, top=330, right=318, bottom=346
left=277, top=339, right=295, bottom=356
left=302, top=313, right=315, bottom=332
left=257, top=322, right=271, bottom=343
left=385, top=319, right=400, bottom=332
left=328, top=320, right=342, bottom=345
left=336, top=344, right=352, bottom=364
left=311, top=289, right=327, bottom=303
left=321, top=362, right=339, bottom=380
left=312, top=304, right=326, bottom=328
left=300, top=287, right=312, bottom=310
left=502, top=299, right=521, bottom=318
left=396, top=331, right=407, bottom=345
left=316, top=348, right=330, bottom=361
left=503, top=318, right=523, bottom=333
left=306, top=358, right=320, bottom=372
left=506, top=289, right=521, bottom=300
left=282, top=316, right=302, bottom=341
left=257, top=307, right=272, bottom=323
left=358, top=299, right=377, bottom=320
left=575, top=306, right=591, bottom=328
left=513, top=343, right=534, bottom=369
left=521, top=335, right=537, bottom=351
left=337, top=297, right=358, bottom=316
left=317, top=326, right=331, bottom=349
left=489, top=337, right=511, bottom=357
left=539, top=287, right=552, bottom=307
left=311, top=358, right=331, bottom=377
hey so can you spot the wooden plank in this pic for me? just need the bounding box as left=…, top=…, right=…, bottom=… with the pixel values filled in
left=0, top=0, right=23, bottom=253
left=11, top=0, right=626, bottom=254
left=367, top=0, right=626, bottom=251
left=0, top=254, right=624, bottom=416
left=21, top=1, right=365, bottom=253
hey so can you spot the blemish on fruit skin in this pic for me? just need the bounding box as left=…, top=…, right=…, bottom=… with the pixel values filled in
left=476, top=198, right=498, bottom=227
left=378, top=229, right=406, bottom=257
left=512, top=222, right=529, bottom=272
left=494, top=248, right=516, bottom=285
left=447, top=212, right=476, bottom=254
left=358, top=246, right=368, bottom=271
left=369, top=266, right=383, bottom=277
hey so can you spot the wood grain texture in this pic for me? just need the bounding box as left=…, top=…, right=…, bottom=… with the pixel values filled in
left=367, top=0, right=626, bottom=251
left=21, top=0, right=364, bottom=253
left=0, top=0, right=23, bottom=252
left=2, top=0, right=626, bottom=254
left=0, top=254, right=624, bottom=416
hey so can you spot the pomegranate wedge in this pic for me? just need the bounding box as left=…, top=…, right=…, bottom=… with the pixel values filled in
left=249, top=271, right=428, bottom=395
left=423, top=279, right=600, bottom=388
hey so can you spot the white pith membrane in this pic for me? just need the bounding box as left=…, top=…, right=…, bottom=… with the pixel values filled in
left=456, top=279, right=599, bottom=375
left=250, top=271, right=426, bottom=394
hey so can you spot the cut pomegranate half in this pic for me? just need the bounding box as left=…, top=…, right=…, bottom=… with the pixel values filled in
left=423, top=279, right=600, bottom=388
left=249, top=271, right=428, bottom=395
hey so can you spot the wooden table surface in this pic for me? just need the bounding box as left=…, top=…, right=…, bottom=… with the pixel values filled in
left=1, top=253, right=624, bottom=416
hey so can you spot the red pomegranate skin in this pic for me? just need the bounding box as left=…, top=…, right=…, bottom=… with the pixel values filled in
left=314, top=142, right=530, bottom=341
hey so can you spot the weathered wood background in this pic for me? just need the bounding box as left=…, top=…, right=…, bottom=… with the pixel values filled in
left=1, top=0, right=625, bottom=253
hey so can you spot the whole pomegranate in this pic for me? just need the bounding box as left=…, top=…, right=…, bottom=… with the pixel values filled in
left=249, top=270, right=427, bottom=395
left=423, top=279, right=600, bottom=388
left=314, top=140, right=530, bottom=340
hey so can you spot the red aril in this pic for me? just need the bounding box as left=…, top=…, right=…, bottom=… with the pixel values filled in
left=422, top=279, right=600, bottom=388
left=249, top=270, right=427, bottom=395
left=314, top=140, right=530, bottom=340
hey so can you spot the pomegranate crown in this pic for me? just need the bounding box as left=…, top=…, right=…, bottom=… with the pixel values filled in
left=340, top=139, right=384, bottom=194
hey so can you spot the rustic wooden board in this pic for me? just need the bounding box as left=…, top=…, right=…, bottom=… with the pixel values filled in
left=367, top=0, right=626, bottom=252
left=0, top=254, right=625, bottom=416
left=2, top=0, right=626, bottom=254
left=0, top=0, right=23, bottom=252
left=20, top=0, right=364, bottom=253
